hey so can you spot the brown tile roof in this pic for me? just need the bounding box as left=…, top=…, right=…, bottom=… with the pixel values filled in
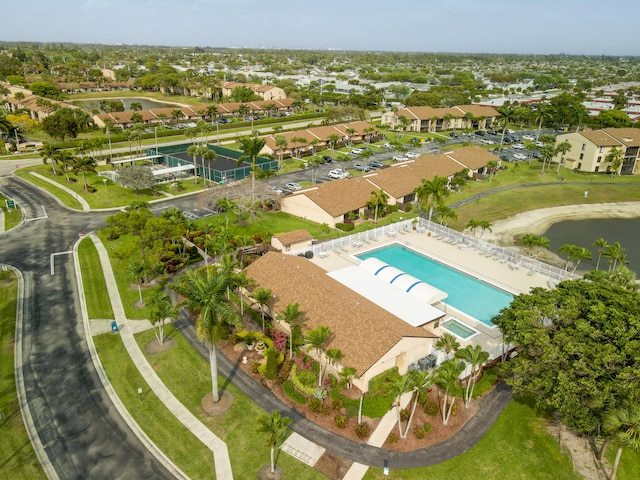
left=579, top=130, right=623, bottom=147
left=396, top=105, right=499, bottom=121
left=454, top=104, right=500, bottom=118
left=274, top=229, right=313, bottom=246
left=289, top=176, right=379, bottom=217
left=244, top=252, right=436, bottom=374
left=444, top=146, right=500, bottom=171
left=602, top=128, right=640, bottom=147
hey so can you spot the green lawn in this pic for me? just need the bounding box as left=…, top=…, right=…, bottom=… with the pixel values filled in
left=364, top=399, right=582, bottom=480
left=0, top=271, right=46, bottom=480
left=605, top=441, right=640, bottom=480
left=78, top=239, right=114, bottom=319
left=131, top=325, right=327, bottom=479
left=1, top=196, right=22, bottom=231
left=93, top=333, right=217, bottom=479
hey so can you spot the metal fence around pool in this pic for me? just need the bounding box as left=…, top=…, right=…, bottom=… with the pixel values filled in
left=291, top=217, right=579, bottom=285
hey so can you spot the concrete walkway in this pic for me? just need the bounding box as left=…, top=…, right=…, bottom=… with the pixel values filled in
left=30, top=172, right=91, bottom=211
left=89, top=234, right=234, bottom=479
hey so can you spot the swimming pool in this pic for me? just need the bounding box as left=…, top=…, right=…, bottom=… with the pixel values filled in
left=441, top=319, right=478, bottom=339
left=357, top=244, right=512, bottom=326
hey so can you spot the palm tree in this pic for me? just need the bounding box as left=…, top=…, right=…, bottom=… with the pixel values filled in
left=256, top=410, right=292, bottom=475
left=478, top=220, right=492, bottom=238
left=72, top=155, right=97, bottom=192
left=305, top=325, right=332, bottom=387
left=434, top=359, right=465, bottom=425
left=534, top=106, right=552, bottom=141
left=602, top=401, right=640, bottom=480
left=339, top=366, right=357, bottom=389
left=171, top=268, right=239, bottom=402
left=275, top=135, right=287, bottom=165
left=171, top=109, right=183, bottom=124
left=384, top=374, right=414, bottom=437
left=237, top=134, right=267, bottom=199
left=40, top=143, right=60, bottom=176
left=367, top=189, right=389, bottom=224
left=414, top=176, right=450, bottom=223
left=148, top=291, right=176, bottom=345
left=130, top=101, right=142, bottom=112
left=405, top=369, right=432, bottom=437
left=605, top=147, right=624, bottom=178
left=555, top=140, right=572, bottom=174
left=466, top=219, right=482, bottom=237
left=497, top=105, right=517, bottom=146
left=435, top=332, right=460, bottom=359
left=455, top=345, right=489, bottom=408
left=201, top=148, right=217, bottom=186
left=328, top=133, right=340, bottom=151
left=540, top=144, right=556, bottom=175
left=604, top=242, right=628, bottom=270
left=251, top=287, right=272, bottom=331
left=558, top=243, right=593, bottom=273
left=186, top=144, right=204, bottom=184
left=434, top=205, right=457, bottom=227
left=345, top=127, right=357, bottom=145
left=277, top=302, right=305, bottom=360
left=290, top=136, right=307, bottom=158
left=593, top=238, right=609, bottom=270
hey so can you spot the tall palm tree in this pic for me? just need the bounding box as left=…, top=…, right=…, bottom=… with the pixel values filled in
left=593, top=238, right=609, bottom=270
left=384, top=374, right=414, bottom=437
left=534, top=106, right=552, bottom=141
left=251, top=287, right=272, bottom=331
left=148, top=291, right=176, bottom=345
left=405, top=369, right=432, bottom=437
left=237, top=134, right=267, bottom=199
left=275, top=135, right=287, bottom=166
left=72, top=155, right=97, bottom=192
left=455, top=345, right=489, bottom=408
left=540, top=144, right=556, bottom=175
left=414, top=176, right=449, bottom=223
left=171, top=268, right=239, bottom=402
left=277, top=302, right=305, bottom=359
left=40, top=143, right=59, bottom=176
left=305, top=325, right=332, bottom=387
left=478, top=220, right=492, bottom=238
left=602, top=401, right=640, bottom=480
left=434, top=359, right=465, bottom=425
left=435, top=332, right=460, bottom=359
left=256, top=410, right=292, bottom=475
left=466, top=219, right=482, bottom=237
left=367, top=189, right=389, bottom=224
left=339, top=366, right=357, bottom=389
left=186, top=144, right=203, bottom=184
left=555, top=140, right=572, bottom=174
left=604, top=242, right=628, bottom=270
left=497, top=105, right=517, bottom=146
left=434, top=205, right=457, bottom=227
left=605, top=147, right=624, bottom=178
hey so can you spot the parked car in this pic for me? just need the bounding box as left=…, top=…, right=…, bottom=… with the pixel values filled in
left=284, top=182, right=302, bottom=191
left=369, top=160, right=385, bottom=169
left=353, top=162, right=372, bottom=172
left=449, top=132, right=459, bottom=138
left=393, top=155, right=408, bottom=162
left=512, top=143, right=525, bottom=150
left=535, top=141, right=544, bottom=148
left=268, top=185, right=283, bottom=194
left=382, top=142, right=393, bottom=149
left=475, top=130, right=486, bottom=136
left=513, top=153, right=528, bottom=160
left=406, top=152, right=420, bottom=158
left=322, top=155, right=333, bottom=163
left=500, top=155, right=512, bottom=162
left=531, top=152, right=542, bottom=159
left=328, top=169, right=350, bottom=179
left=522, top=135, right=535, bottom=141
left=481, top=139, right=495, bottom=145
left=351, top=148, right=364, bottom=154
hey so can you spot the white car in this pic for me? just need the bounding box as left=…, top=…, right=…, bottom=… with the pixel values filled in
left=284, top=182, right=302, bottom=191
left=393, top=155, right=408, bottom=161
left=522, top=135, right=535, bottom=141
left=512, top=143, right=525, bottom=150
left=513, top=153, right=527, bottom=160
left=481, top=139, right=495, bottom=145
left=405, top=152, right=420, bottom=158
left=328, top=169, right=350, bottom=179
left=351, top=148, right=364, bottom=154
left=535, top=141, right=544, bottom=148
left=382, top=142, right=393, bottom=149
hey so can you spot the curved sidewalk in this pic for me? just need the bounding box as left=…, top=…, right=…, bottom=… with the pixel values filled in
left=88, top=234, right=234, bottom=479
left=29, top=172, right=91, bottom=211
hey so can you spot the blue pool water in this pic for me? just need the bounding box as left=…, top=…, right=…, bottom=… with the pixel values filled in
left=357, top=244, right=512, bottom=326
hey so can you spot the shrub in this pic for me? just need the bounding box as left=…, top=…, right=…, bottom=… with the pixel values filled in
left=423, top=400, right=439, bottom=416
left=336, top=222, right=355, bottom=232
left=403, top=202, right=413, bottom=212
left=227, top=333, right=240, bottom=345
left=345, top=405, right=358, bottom=418
left=283, top=380, right=307, bottom=405
left=334, top=413, right=349, bottom=429
left=388, top=204, right=399, bottom=213
left=251, top=362, right=261, bottom=374
left=413, top=426, right=426, bottom=439
left=423, top=422, right=432, bottom=433
left=297, top=369, right=317, bottom=388
left=309, top=398, right=323, bottom=413
left=290, top=364, right=317, bottom=396
left=368, top=367, right=399, bottom=393
left=400, top=407, right=410, bottom=422
left=355, top=422, right=371, bottom=439
left=331, top=397, right=343, bottom=411
left=451, top=402, right=459, bottom=416
left=387, top=433, right=399, bottom=444
left=278, top=359, right=294, bottom=383
left=264, top=348, right=279, bottom=380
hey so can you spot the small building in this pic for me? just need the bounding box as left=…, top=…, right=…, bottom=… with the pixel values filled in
left=381, top=104, right=499, bottom=133
left=271, top=230, right=313, bottom=252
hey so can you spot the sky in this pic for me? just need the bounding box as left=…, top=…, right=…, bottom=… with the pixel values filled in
left=1, top=0, right=639, bottom=56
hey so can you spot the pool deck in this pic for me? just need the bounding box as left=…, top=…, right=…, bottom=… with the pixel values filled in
left=311, top=229, right=555, bottom=360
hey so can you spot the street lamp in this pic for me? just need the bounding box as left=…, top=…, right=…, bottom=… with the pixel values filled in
left=154, top=126, right=158, bottom=155
left=103, top=178, right=108, bottom=203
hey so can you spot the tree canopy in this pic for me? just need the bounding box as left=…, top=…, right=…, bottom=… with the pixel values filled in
left=493, top=276, right=640, bottom=436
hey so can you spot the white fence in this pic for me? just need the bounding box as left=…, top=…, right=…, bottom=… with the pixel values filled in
left=291, top=217, right=579, bottom=284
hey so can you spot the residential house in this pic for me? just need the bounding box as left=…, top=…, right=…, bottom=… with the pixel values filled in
left=271, top=230, right=314, bottom=252
left=244, top=252, right=440, bottom=392
left=554, top=128, right=640, bottom=175
left=381, top=104, right=499, bottom=133
left=220, top=82, right=286, bottom=101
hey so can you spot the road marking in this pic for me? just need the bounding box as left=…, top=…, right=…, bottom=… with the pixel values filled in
left=50, top=251, right=73, bottom=275
left=25, top=205, right=48, bottom=222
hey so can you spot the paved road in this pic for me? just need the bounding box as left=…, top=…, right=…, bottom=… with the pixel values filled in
left=0, top=177, right=176, bottom=479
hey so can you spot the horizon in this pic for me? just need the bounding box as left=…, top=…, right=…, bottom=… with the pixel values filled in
left=2, top=0, right=639, bottom=57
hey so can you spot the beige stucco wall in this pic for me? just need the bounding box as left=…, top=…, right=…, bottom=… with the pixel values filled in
left=281, top=192, right=341, bottom=227
left=352, top=336, right=436, bottom=392
left=555, top=133, right=620, bottom=173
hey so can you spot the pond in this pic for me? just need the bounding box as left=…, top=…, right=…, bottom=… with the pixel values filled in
left=544, top=217, right=640, bottom=274
left=76, top=97, right=182, bottom=113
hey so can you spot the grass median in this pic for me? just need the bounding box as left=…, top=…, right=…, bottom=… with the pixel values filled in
left=0, top=270, right=46, bottom=480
